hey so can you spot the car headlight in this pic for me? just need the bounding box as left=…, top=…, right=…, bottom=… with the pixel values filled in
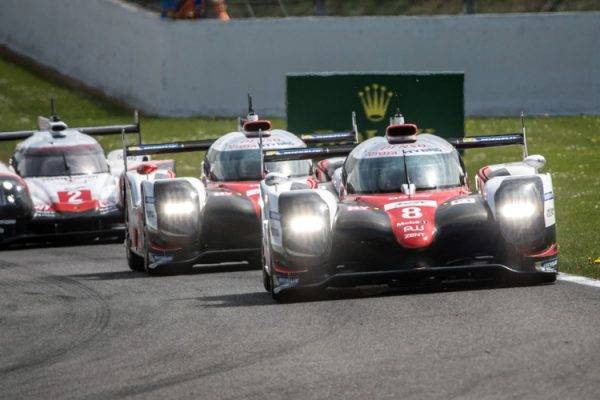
left=499, top=201, right=538, bottom=219
left=280, top=192, right=331, bottom=258
left=163, top=201, right=195, bottom=216
left=288, top=214, right=326, bottom=234
left=154, top=180, right=199, bottom=239
left=494, top=178, right=545, bottom=248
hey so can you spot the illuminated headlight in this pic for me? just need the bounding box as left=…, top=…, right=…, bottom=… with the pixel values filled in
left=2, top=181, right=13, bottom=190
left=494, top=178, right=545, bottom=248
left=499, top=201, right=537, bottom=219
left=280, top=192, right=331, bottom=258
left=162, top=201, right=195, bottom=216
left=289, top=215, right=326, bottom=234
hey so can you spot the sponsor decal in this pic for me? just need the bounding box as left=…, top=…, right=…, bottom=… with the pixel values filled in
left=358, top=83, right=393, bottom=122
left=384, top=200, right=437, bottom=211
left=402, top=224, right=425, bottom=233
left=450, top=198, right=476, bottom=206
left=275, top=275, right=300, bottom=288
left=246, top=188, right=261, bottom=197
left=347, top=205, right=370, bottom=211
left=535, top=258, right=558, bottom=273
left=0, top=219, right=16, bottom=225
left=213, top=191, right=233, bottom=197
left=462, top=135, right=521, bottom=143
left=396, top=220, right=428, bottom=227
left=144, top=195, right=154, bottom=204
left=364, top=144, right=443, bottom=158
left=544, top=192, right=554, bottom=201
left=270, top=225, right=280, bottom=238
left=269, top=210, right=280, bottom=220
left=546, top=207, right=555, bottom=218
left=149, top=254, right=173, bottom=263
left=404, top=232, right=426, bottom=239
left=301, top=132, right=353, bottom=141
left=133, top=143, right=180, bottom=152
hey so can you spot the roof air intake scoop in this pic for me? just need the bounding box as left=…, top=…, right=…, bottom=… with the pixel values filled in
left=385, top=112, right=418, bottom=143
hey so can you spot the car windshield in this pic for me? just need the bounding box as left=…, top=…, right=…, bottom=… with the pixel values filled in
left=19, top=148, right=109, bottom=178
left=206, top=149, right=311, bottom=181
left=345, top=151, right=463, bottom=194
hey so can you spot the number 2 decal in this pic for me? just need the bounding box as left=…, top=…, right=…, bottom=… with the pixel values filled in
left=68, top=190, right=82, bottom=203
left=57, top=189, right=92, bottom=204
left=401, top=207, right=422, bottom=219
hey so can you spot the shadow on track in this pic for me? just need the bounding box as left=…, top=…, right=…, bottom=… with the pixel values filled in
left=1, top=236, right=122, bottom=251
left=195, top=279, right=555, bottom=308
left=66, top=262, right=257, bottom=281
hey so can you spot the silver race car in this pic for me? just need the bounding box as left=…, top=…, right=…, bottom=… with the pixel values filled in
left=0, top=101, right=141, bottom=246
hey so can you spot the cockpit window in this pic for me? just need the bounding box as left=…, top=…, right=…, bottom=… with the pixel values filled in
left=345, top=151, right=463, bottom=194
left=205, top=148, right=311, bottom=181
left=18, top=147, right=109, bottom=178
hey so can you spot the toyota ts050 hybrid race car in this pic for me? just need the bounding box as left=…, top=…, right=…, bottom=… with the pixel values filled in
left=122, top=105, right=357, bottom=275
left=260, top=112, right=557, bottom=300
left=0, top=103, right=142, bottom=246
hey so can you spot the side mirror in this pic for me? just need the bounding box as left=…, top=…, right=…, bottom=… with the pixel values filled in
left=524, top=154, right=546, bottom=171
left=264, top=172, right=287, bottom=186
left=401, top=183, right=416, bottom=195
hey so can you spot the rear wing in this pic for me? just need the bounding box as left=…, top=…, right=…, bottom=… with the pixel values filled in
left=125, top=139, right=215, bottom=157
left=76, top=110, right=141, bottom=143
left=122, top=139, right=214, bottom=174
left=446, top=133, right=524, bottom=149
left=0, top=110, right=141, bottom=143
left=300, top=112, right=358, bottom=145
left=263, top=144, right=356, bottom=163
left=447, top=113, right=530, bottom=158
left=262, top=111, right=358, bottom=163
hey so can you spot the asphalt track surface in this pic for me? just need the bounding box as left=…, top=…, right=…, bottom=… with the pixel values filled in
left=1, top=243, right=600, bottom=400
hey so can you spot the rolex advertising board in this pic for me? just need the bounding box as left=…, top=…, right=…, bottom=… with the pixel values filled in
left=286, top=73, right=464, bottom=139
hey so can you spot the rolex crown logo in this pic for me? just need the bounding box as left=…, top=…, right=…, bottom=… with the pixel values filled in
left=358, top=84, right=393, bottom=122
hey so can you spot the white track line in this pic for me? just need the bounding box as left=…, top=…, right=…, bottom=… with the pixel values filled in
left=557, top=272, right=600, bottom=288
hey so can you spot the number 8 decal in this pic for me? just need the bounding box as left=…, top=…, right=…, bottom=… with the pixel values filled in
left=401, top=207, right=422, bottom=219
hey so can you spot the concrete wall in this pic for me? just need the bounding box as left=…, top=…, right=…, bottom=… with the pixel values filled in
left=0, top=0, right=598, bottom=117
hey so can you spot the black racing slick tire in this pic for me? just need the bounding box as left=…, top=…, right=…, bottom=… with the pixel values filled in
left=262, top=268, right=271, bottom=292
left=126, top=246, right=145, bottom=272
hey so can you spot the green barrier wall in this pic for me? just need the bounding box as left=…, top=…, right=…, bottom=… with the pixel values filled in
left=287, top=73, right=464, bottom=139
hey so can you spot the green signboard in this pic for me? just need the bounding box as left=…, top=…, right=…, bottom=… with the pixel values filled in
left=287, top=73, right=464, bottom=140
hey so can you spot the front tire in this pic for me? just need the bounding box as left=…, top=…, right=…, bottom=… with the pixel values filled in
left=262, top=268, right=271, bottom=292
left=126, top=245, right=145, bottom=272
